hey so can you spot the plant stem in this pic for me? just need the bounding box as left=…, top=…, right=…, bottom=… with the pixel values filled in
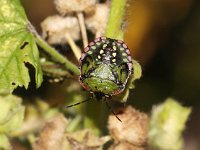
left=105, top=0, right=127, bottom=40
left=34, top=33, right=80, bottom=76
left=65, top=33, right=81, bottom=61
left=77, top=12, right=88, bottom=48
left=28, top=22, right=79, bottom=76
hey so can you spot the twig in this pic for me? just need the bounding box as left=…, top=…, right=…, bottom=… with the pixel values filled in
left=77, top=12, right=88, bottom=48
left=65, top=33, right=81, bottom=61
left=28, top=22, right=79, bottom=76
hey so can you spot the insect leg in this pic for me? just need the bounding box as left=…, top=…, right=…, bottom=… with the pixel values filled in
left=66, top=98, right=92, bottom=108
left=105, top=98, right=122, bottom=122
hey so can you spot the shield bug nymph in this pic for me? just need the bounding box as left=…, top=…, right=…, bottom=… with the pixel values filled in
left=79, top=36, right=133, bottom=99
left=66, top=37, right=133, bottom=121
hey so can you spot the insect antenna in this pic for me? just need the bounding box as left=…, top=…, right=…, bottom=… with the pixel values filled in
left=105, top=98, right=122, bottom=122
left=66, top=98, right=92, bottom=108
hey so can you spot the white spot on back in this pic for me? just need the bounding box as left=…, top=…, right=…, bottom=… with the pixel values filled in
left=91, top=46, right=96, bottom=49
left=113, top=46, right=117, bottom=50
left=96, top=42, right=100, bottom=45
left=103, top=44, right=107, bottom=48
left=122, top=52, right=127, bottom=56
left=100, top=49, right=104, bottom=54
left=112, top=52, right=117, bottom=57
left=88, top=51, right=92, bottom=54
left=112, top=59, right=116, bottom=62
left=120, top=47, right=125, bottom=51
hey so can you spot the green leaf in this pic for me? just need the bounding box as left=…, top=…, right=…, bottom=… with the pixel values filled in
left=0, top=0, right=43, bottom=94
left=0, top=134, right=11, bottom=150
left=0, top=95, right=25, bottom=134
left=148, top=98, right=191, bottom=150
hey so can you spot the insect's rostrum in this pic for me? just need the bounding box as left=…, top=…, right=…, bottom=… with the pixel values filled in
left=79, top=37, right=133, bottom=97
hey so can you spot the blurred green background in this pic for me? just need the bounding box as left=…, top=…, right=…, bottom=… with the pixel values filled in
left=20, top=0, right=200, bottom=149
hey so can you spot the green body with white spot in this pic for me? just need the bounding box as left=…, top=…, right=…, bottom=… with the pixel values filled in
left=79, top=37, right=133, bottom=98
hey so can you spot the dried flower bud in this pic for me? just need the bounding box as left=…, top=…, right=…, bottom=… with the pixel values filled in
left=54, top=0, right=97, bottom=15
left=108, top=106, right=148, bottom=147
left=66, top=129, right=111, bottom=149
left=33, top=114, right=68, bottom=150
left=41, top=15, right=80, bottom=44
left=85, top=4, right=110, bottom=37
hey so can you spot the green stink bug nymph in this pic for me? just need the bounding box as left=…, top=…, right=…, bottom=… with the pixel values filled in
left=79, top=37, right=133, bottom=99
left=66, top=37, right=133, bottom=122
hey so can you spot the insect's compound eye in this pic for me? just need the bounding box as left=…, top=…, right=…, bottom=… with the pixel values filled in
left=81, top=55, right=95, bottom=75
left=116, top=63, right=129, bottom=84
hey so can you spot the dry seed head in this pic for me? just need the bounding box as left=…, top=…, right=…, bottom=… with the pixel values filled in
left=108, top=106, right=148, bottom=147
left=33, top=114, right=68, bottom=150
left=85, top=4, right=110, bottom=36
left=66, top=129, right=111, bottom=149
left=54, top=0, right=97, bottom=15
left=41, top=15, right=80, bottom=44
